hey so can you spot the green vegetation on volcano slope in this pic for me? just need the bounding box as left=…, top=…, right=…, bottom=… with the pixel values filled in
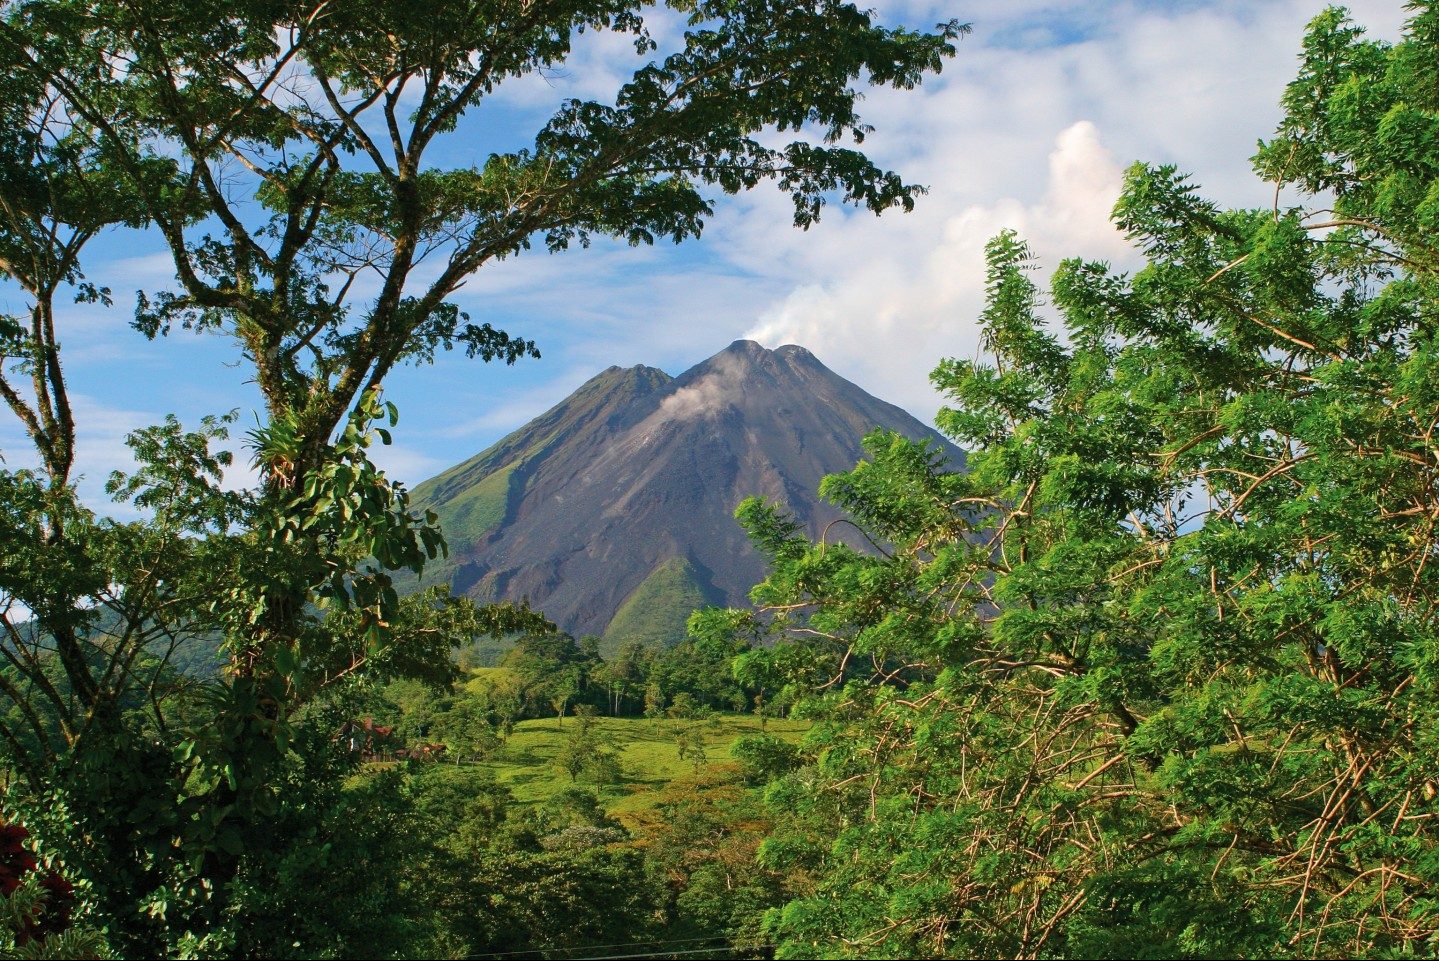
left=471, top=713, right=808, bottom=819
left=601, top=557, right=714, bottom=654
left=428, top=460, right=520, bottom=546
left=398, top=460, right=523, bottom=593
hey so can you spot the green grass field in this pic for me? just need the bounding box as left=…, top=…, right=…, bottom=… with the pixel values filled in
left=463, top=666, right=518, bottom=692
left=473, top=713, right=807, bottom=820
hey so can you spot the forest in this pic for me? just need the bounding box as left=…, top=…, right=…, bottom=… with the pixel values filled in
left=1, top=0, right=1437, bottom=958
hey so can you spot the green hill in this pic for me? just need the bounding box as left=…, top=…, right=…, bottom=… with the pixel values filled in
left=430, top=460, right=519, bottom=544
left=601, top=557, right=712, bottom=654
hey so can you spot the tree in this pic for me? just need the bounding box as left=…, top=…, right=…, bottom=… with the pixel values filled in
left=554, top=712, right=621, bottom=785
left=0, top=409, right=539, bottom=953
left=0, top=49, right=238, bottom=949
left=430, top=696, right=502, bottom=763
left=666, top=694, right=717, bottom=771
left=701, top=6, right=1439, bottom=958
left=630, top=769, right=786, bottom=955
left=489, top=675, right=524, bottom=741
left=729, top=732, right=797, bottom=785
left=502, top=633, right=593, bottom=719
left=674, top=725, right=708, bottom=771
left=407, top=764, right=515, bottom=860
left=596, top=640, right=650, bottom=716
left=643, top=679, right=667, bottom=719
left=646, top=632, right=753, bottom=713
left=468, top=843, right=664, bottom=957
left=548, top=673, right=578, bottom=725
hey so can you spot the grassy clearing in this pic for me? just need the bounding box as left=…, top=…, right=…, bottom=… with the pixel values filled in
left=462, top=666, right=518, bottom=693
left=472, top=713, right=807, bottom=820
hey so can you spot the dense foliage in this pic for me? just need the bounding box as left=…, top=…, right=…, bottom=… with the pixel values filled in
left=694, top=6, right=1439, bottom=957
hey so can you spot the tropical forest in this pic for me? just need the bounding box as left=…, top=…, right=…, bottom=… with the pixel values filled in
left=0, top=1, right=1436, bottom=958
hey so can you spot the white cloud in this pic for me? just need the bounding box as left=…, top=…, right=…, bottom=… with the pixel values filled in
left=0, top=389, right=264, bottom=520
left=439, top=365, right=601, bottom=438
left=484, top=10, right=689, bottom=114
left=105, top=250, right=185, bottom=291
left=369, top=443, right=447, bottom=487
left=0, top=393, right=157, bottom=520
left=739, top=119, right=1127, bottom=416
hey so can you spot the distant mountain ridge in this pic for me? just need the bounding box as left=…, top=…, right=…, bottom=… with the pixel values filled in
left=411, top=340, right=964, bottom=646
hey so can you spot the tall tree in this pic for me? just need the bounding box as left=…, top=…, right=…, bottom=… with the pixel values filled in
left=0, top=42, right=545, bottom=948
left=0, top=46, right=243, bottom=951
left=708, top=5, right=1439, bottom=957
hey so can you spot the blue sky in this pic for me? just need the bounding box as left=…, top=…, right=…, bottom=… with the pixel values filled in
left=0, top=1, right=1410, bottom=514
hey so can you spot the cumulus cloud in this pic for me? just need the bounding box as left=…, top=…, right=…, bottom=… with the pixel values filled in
left=741, top=120, right=1127, bottom=415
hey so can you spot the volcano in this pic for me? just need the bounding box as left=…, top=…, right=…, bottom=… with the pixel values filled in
left=410, top=340, right=963, bottom=647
